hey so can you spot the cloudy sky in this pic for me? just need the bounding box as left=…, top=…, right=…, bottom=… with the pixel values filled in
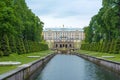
left=25, top=0, right=102, bottom=28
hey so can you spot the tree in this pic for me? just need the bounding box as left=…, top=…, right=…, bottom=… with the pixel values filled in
left=81, top=0, right=120, bottom=54
left=0, top=0, right=48, bottom=56
left=84, top=26, right=93, bottom=43
left=9, top=35, right=17, bottom=53
left=1, top=34, right=11, bottom=56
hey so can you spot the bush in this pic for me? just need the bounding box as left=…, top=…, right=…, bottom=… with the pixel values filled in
left=80, top=39, right=120, bottom=54
left=113, top=39, right=120, bottom=54
left=0, top=42, right=3, bottom=56
left=104, top=42, right=110, bottom=53
left=101, top=42, right=106, bottom=52
left=108, top=40, right=114, bottom=54
left=1, top=34, right=11, bottom=56
left=9, top=35, right=17, bottom=53
left=16, top=38, right=26, bottom=54
left=0, top=50, right=3, bottom=56
left=24, top=40, right=30, bottom=53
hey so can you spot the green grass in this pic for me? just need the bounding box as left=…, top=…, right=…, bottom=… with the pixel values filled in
left=78, top=50, right=120, bottom=62
left=0, top=50, right=54, bottom=74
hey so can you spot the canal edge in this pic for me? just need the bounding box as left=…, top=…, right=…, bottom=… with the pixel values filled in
left=75, top=52, right=120, bottom=75
left=0, top=53, right=56, bottom=80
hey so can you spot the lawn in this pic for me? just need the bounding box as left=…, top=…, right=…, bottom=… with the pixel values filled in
left=0, top=50, right=53, bottom=74
left=78, top=50, right=120, bottom=63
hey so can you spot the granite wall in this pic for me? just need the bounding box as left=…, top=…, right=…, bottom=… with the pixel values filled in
left=0, top=53, right=55, bottom=80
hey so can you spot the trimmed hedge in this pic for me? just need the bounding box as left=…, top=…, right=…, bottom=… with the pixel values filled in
left=0, top=35, right=49, bottom=56
left=81, top=40, right=120, bottom=54
left=1, top=34, right=11, bottom=56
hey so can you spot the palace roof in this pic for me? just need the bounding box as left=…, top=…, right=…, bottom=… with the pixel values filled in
left=43, top=28, right=83, bottom=31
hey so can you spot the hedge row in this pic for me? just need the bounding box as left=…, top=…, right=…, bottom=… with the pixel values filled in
left=0, top=35, right=48, bottom=56
left=80, top=39, right=120, bottom=54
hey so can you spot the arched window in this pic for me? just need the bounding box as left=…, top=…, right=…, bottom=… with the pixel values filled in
left=63, top=44, right=64, bottom=47
left=69, top=44, right=71, bottom=47
left=65, top=44, right=67, bottom=48
left=56, top=44, right=58, bottom=48
left=60, top=44, right=62, bottom=48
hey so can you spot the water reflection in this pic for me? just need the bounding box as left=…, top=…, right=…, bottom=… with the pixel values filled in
left=36, top=54, right=120, bottom=80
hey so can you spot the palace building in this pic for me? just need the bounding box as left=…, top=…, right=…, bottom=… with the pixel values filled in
left=43, top=27, right=85, bottom=49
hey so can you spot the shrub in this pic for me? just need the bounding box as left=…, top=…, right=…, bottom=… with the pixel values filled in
left=16, top=38, right=26, bottom=54
left=1, top=34, right=11, bottom=56
left=108, top=40, right=114, bottom=54
left=9, top=35, right=17, bottom=53
left=113, top=39, right=120, bottom=54
left=0, top=50, right=3, bottom=56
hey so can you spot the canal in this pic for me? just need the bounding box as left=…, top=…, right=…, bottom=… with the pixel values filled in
left=36, top=54, right=120, bottom=80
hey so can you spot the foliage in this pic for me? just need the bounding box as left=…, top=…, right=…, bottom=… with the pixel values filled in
left=84, top=0, right=120, bottom=42
left=80, top=40, right=120, bottom=54
left=9, top=35, right=17, bottom=53
left=82, top=0, right=120, bottom=54
left=1, top=34, right=11, bottom=56
left=0, top=0, right=48, bottom=56
left=0, top=42, right=3, bottom=57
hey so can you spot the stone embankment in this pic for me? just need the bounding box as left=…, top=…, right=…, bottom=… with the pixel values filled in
left=0, top=53, right=55, bottom=80
left=75, top=53, right=120, bottom=74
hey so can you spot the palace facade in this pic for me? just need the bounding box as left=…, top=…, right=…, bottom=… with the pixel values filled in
left=43, top=27, right=84, bottom=49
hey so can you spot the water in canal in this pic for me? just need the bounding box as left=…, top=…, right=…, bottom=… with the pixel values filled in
left=36, top=54, right=120, bottom=80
